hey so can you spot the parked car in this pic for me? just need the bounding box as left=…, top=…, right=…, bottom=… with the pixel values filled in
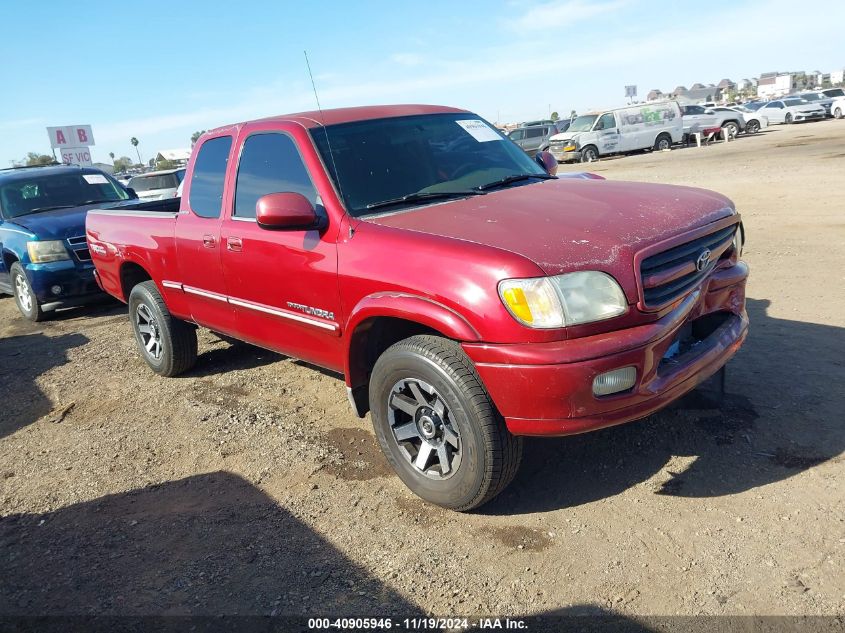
left=681, top=104, right=746, bottom=137
left=507, top=121, right=564, bottom=156
left=759, top=98, right=826, bottom=124
left=0, top=164, right=135, bottom=320
left=821, top=87, right=845, bottom=99
left=831, top=97, right=845, bottom=119
left=728, top=106, right=768, bottom=134
left=795, top=92, right=834, bottom=116
left=87, top=104, right=748, bottom=511
left=127, top=168, right=186, bottom=201
left=549, top=101, right=684, bottom=162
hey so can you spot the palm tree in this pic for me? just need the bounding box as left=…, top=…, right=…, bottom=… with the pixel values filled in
left=130, top=137, right=141, bottom=166
left=109, top=151, right=115, bottom=165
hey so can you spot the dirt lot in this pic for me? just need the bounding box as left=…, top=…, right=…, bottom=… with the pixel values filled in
left=1, top=120, right=844, bottom=622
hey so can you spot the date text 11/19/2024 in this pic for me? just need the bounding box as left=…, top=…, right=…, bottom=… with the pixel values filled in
left=307, top=617, right=528, bottom=629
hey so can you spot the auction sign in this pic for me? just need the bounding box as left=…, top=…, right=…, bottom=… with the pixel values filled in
left=47, top=125, right=95, bottom=166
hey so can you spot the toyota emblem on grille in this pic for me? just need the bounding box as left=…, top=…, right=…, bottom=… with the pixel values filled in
left=696, top=248, right=712, bottom=272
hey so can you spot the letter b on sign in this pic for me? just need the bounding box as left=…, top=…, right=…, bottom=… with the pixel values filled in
left=77, top=129, right=88, bottom=143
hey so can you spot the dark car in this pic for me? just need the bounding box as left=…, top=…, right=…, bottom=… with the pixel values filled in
left=0, top=164, right=135, bottom=320
left=507, top=121, right=565, bottom=156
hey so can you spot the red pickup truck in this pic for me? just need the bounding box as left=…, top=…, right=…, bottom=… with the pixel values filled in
left=87, top=105, right=748, bottom=510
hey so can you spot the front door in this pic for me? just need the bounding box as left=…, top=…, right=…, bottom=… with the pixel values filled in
left=174, top=134, right=237, bottom=333
left=762, top=101, right=785, bottom=123
left=594, top=113, right=620, bottom=154
left=219, top=129, right=343, bottom=371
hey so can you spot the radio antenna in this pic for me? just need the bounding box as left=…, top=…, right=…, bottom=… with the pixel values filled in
left=304, top=50, right=348, bottom=225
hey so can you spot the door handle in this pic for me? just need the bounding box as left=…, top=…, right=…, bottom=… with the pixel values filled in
left=226, top=237, right=243, bottom=252
left=202, top=234, right=216, bottom=248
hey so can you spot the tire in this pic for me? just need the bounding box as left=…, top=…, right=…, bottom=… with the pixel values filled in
left=745, top=120, right=760, bottom=134
left=10, top=263, right=44, bottom=322
left=653, top=133, right=672, bottom=151
left=369, top=335, right=523, bottom=511
left=722, top=121, right=739, bottom=138
left=785, top=113, right=793, bottom=124
left=580, top=145, right=599, bottom=163
left=834, top=107, right=843, bottom=120
left=128, top=280, right=197, bottom=376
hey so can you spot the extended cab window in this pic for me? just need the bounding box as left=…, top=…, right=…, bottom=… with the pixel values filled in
left=189, top=136, right=232, bottom=218
left=234, top=133, right=316, bottom=219
left=525, top=127, right=544, bottom=139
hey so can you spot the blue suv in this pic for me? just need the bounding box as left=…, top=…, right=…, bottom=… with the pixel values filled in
left=0, top=164, right=136, bottom=321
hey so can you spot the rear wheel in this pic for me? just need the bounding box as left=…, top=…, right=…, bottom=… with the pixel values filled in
left=580, top=145, right=599, bottom=163
left=128, top=281, right=197, bottom=376
left=785, top=113, right=793, bottom=124
left=834, top=107, right=843, bottom=119
left=654, top=133, right=672, bottom=151
left=745, top=120, right=760, bottom=134
left=10, top=263, right=44, bottom=322
left=369, top=335, right=522, bottom=511
left=722, top=121, right=739, bottom=137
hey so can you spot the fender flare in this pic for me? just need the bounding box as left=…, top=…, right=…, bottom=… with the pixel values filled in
left=343, top=292, right=481, bottom=388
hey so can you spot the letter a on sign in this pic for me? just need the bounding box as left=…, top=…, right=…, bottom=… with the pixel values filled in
left=56, top=130, right=67, bottom=145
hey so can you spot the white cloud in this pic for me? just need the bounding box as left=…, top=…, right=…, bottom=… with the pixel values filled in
left=391, top=53, right=426, bottom=67
left=509, top=0, right=630, bottom=30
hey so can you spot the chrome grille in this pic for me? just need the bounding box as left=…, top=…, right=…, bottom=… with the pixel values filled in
left=66, top=235, right=92, bottom=262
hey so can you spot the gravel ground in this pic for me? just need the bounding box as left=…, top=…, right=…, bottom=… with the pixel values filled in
left=1, top=120, right=843, bottom=622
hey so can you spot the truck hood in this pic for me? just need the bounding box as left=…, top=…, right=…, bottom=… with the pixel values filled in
left=367, top=178, right=735, bottom=278
left=8, top=199, right=138, bottom=240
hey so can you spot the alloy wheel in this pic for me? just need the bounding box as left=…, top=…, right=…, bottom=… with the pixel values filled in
left=14, top=273, right=32, bottom=313
left=387, top=378, right=462, bottom=479
left=136, top=303, right=163, bottom=360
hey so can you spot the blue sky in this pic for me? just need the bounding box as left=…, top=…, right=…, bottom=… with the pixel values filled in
left=1, top=0, right=843, bottom=166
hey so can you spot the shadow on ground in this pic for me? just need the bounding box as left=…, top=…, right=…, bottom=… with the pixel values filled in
left=0, top=471, right=422, bottom=617
left=483, top=297, right=845, bottom=514
left=0, top=331, right=88, bottom=440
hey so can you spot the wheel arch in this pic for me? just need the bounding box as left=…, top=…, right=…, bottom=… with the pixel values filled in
left=119, top=260, right=153, bottom=301
left=343, top=293, right=482, bottom=417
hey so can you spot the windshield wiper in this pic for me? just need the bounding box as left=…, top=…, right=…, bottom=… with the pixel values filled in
left=365, top=189, right=485, bottom=211
left=27, top=205, right=77, bottom=214
left=475, top=173, right=556, bottom=192
left=78, top=199, right=120, bottom=205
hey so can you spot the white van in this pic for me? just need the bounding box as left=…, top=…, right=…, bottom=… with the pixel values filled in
left=549, top=101, right=683, bottom=163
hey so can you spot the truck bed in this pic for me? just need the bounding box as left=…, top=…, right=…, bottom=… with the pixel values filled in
left=95, top=197, right=181, bottom=215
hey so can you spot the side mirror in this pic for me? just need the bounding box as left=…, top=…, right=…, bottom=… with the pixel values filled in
left=256, top=192, right=324, bottom=231
left=535, top=151, right=558, bottom=176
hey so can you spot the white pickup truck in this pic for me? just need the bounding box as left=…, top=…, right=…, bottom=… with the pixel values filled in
left=681, top=104, right=746, bottom=137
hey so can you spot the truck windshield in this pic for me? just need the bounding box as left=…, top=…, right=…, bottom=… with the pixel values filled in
left=311, top=113, right=548, bottom=217
left=128, top=171, right=183, bottom=192
left=0, top=171, right=130, bottom=218
left=567, top=115, right=599, bottom=133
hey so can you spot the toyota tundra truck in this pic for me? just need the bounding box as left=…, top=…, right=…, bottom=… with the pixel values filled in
left=86, top=105, right=748, bottom=511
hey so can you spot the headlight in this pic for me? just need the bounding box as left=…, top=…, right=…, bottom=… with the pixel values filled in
left=499, top=271, right=627, bottom=328
left=732, top=223, right=744, bottom=257
left=27, top=240, right=70, bottom=263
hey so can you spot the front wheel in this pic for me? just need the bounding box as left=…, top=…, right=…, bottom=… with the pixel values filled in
left=722, top=121, right=739, bottom=138
left=10, top=263, right=44, bottom=322
left=834, top=107, right=843, bottom=120
left=745, top=120, right=760, bottom=134
left=369, top=335, right=523, bottom=511
left=580, top=145, right=599, bottom=163
left=128, top=281, right=197, bottom=376
left=785, top=113, right=793, bottom=124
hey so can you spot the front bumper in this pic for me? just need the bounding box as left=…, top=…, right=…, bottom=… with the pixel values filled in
left=25, top=261, right=104, bottom=311
left=794, top=112, right=825, bottom=122
left=550, top=148, right=581, bottom=163
left=462, top=262, right=749, bottom=436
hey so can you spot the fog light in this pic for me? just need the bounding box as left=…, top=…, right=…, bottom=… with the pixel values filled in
left=593, top=366, right=637, bottom=396
left=51, top=285, right=63, bottom=295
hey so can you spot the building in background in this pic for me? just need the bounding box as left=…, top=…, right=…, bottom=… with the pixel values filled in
left=154, top=149, right=191, bottom=167
left=831, top=69, right=845, bottom=85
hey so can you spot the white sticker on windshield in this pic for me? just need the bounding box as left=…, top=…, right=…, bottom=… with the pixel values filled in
left=456, top=119, right=502, bottom=142
left=83, top=174, right=108, bottom=184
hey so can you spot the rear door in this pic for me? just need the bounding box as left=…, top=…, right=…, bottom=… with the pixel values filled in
left=762, top=101, right=785, bottom=123
left=522, top=126, right=545, bottom=155
left=174, top=134, right=237, bottom=333
left=219, top=126, right=342, bottom=370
